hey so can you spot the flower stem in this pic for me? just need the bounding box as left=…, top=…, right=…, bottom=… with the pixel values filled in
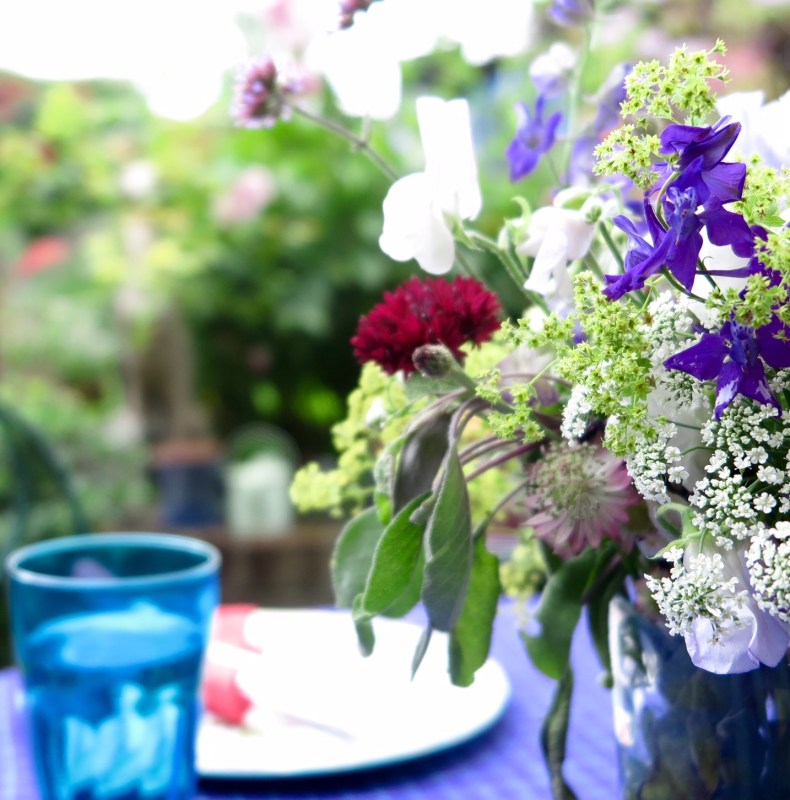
left=599, top=221, right=625, bottom=272
left=462, top=228, right=536, bottom=304
left=289, top=104, right=399, bottom=181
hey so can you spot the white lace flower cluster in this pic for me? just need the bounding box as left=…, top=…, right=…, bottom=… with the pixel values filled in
left=625, top=422, right=687, bottom=503
left=560, top=383, right=593, bottom=442
left=646, top=547, right=746, bottom=641
left=747, top=521, right=790, bottom=623
left=689, top=399, right=790, bottom=547
left=640, top=293, right=708, bottom=410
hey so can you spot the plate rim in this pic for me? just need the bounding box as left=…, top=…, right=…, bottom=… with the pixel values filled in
left=196, top=607, right=511, bottom=780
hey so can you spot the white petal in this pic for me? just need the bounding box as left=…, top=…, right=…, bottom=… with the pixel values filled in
left=437, top=0, right=534, bottom=65
left=311, top=24, right=401, bottom=120
left=416, top=96, right=481, bottom=220
left=524, top=228, right=569, bottom=296
left=379, top=172, right=455, bottom=274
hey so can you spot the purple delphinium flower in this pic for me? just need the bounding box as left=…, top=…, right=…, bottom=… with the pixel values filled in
left=548, top=0, right=593, bottom=27
left=506, top=96, right=563, bottom=182
left=664, top=313, right=790, bottom=417
left=671, top=156, right=754, bottom=257
left=603, top=188, right=703, bottom=299
left=659, top=117, right=741, bottom=170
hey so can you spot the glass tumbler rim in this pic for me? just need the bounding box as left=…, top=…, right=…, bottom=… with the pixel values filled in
left=4, top=532, right=221, bottom=591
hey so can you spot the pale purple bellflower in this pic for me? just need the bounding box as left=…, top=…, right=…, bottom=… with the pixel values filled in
left=506, top=95, right=563, bottom=182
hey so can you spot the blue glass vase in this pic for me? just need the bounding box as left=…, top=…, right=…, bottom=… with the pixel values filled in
left=609, top=597, right=790, bottom=800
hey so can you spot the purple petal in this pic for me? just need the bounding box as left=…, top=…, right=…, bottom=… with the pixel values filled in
left=702, top=161, right=747, bottom=205
left=732, top=359, right=779, bottom=412
left=666, top=229, right=703, bottom=290
left=684, top=120, right=740, bottom=169
left=701, top=202, right=754, bottom=257
left=659, top=123, right=712, bottom=155
left=756, top=317, right=790, bottom=369
left=506, top=137, right=540, bottom=181
left=665, top=332, right=728, bottom=381
left=644, top=199, right=666, bottom=247
left=714, top=359, right=743, bottom=417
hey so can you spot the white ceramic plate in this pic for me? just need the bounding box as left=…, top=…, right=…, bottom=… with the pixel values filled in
left=196, top=608, right=510, bottom=779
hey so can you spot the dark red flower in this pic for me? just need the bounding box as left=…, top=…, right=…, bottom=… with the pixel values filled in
left=351, top=276, right=501, bottom=375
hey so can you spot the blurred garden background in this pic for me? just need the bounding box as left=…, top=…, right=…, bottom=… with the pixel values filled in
left=1, top=0, right=790, bottom=659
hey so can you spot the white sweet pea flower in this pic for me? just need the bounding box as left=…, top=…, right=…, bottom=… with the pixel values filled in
left=683, top=543, right=790, bottom=674
left=307, top=9, right=401, bottom=119
left=518, top=191, right=599, bottom=308
left=437, top=0, right=535, bottom=65
left=379, top=97, right=481, bottom=275
left=716, top=89, right=790, bottom=168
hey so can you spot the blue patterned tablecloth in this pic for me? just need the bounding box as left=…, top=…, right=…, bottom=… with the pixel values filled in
left=0, top=604, right=619, bottom=800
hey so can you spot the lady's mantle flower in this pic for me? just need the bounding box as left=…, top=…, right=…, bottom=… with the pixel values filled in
left=664, top=314, right=790, bottom=417
left=379, top=97, right=481, bottom=275
left=232, top=57, right=295, bottom=128
left=351, top=276, right=500, bottom=375
left=523, top=444, right=639, bottom=558
left=506, top=95, right=562, bottom=182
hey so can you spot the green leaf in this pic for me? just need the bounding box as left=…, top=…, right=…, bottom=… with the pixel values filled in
left=355, top=493, right=429, bottom=619
left=405, top=372, right=468, bottom=400
left=585, top=562, right=629, bottom=682
left=393, top=410, right=452, bottom=513
left=449, top=535, right=501, bottom=687
left=521, top=548, right=598, bottom=680
left=422, top=447, right=473, bottom=632
left=330, top=506, right=384, bottom=608
left=540, top=668, right=578, bottom=800
left=351, top=597, right=375, bottom=656
left=411, top=626, right=433, bottom=679
left=383, top=548, right=426, bottom=618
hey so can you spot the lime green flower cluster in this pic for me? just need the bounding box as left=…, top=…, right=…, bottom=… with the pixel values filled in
left=595, top=40, right=729, bottom=188
left=290, top=339, right=516, bottom=519
left=290, top=362, right=410, bottom=517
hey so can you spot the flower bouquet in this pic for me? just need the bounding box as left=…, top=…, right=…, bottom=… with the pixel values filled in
left=234, top=1, right=790, bottom=796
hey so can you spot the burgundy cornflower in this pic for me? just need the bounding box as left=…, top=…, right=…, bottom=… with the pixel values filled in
left=232, top=57, right=294, bottom=129
left=351, top=276, right=501, bottom=375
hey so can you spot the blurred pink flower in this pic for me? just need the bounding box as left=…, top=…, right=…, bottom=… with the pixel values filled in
left=14, top=236, right=70, bottom=278
left=213, top=167, right=277, bottom=226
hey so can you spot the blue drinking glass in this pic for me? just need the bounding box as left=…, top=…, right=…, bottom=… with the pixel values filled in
left=5, top=532, right=221, bottom=800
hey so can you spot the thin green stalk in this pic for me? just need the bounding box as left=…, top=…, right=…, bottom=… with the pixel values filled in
left=599, top=221, right=624, bottom=273
left=289, top=104, right=398, bottom=181
left=464, top=228, right=532, bottom=298
left=465, top=440, right=541, bottom=482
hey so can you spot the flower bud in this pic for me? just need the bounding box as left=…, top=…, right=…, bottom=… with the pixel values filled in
left=412, top=344, right=456, bottom=379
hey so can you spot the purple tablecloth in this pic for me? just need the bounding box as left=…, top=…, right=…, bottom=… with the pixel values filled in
left=0, top=604, right=619, bottom=800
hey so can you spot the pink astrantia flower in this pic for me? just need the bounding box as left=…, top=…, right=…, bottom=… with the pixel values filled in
left=523, top=443, right=639, bottom=558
